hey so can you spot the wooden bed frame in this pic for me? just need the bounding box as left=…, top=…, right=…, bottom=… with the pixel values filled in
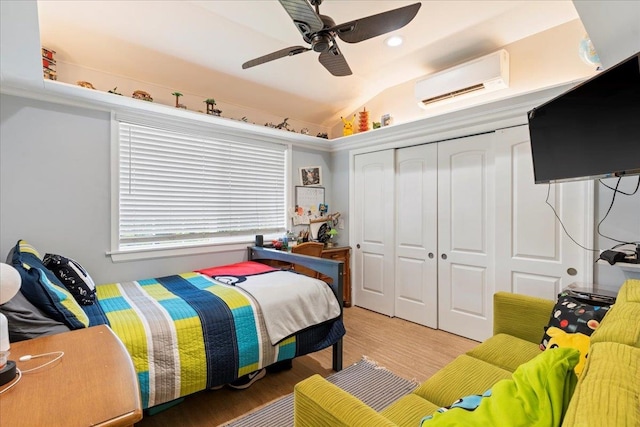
left=248, top=246, right=344, bottom=371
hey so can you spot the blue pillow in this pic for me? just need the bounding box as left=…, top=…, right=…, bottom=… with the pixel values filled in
left=10, top=240, right=89, bottom=330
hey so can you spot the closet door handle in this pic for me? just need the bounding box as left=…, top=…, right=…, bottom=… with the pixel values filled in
left=441, top=253, right=447, bottom=260
left=356, top=244, right=361, bottom=249
left=428, top=252, right=434, bottom=259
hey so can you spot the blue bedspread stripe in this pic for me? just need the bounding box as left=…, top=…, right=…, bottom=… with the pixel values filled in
left=155, top=275, right=241, bottom=387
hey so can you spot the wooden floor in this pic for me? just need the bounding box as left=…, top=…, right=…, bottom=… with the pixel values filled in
left=135, top=306, right=478, bottom=427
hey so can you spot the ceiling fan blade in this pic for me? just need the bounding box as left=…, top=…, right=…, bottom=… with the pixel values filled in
left=319, top=45, right=352, bottom=77
left=330, top=2, right=422, bottom=44
left=242, top=46, right=311, bottom=70
left=278, top=0, right=325, bottom=40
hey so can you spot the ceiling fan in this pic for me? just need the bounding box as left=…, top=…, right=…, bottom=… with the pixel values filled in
left=242, top=0, right=422, bottom=76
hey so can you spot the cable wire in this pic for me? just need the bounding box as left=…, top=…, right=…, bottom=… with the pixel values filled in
left=19, top=351, right=65, bottom=373
left=598, top=175, right=640, bottom=195
left=0, top=368, right=22, bottom=394
left=597, top=177, right=639, bottom=245
left=545, top=183, right=598, bottom=252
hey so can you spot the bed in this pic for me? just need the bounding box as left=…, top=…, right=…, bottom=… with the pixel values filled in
left=5, top=241, right=345, bottom=410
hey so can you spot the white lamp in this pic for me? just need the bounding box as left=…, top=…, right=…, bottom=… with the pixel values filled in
left=0, top=262, right=21, bottom=385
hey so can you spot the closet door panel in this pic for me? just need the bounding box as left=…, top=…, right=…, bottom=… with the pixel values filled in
left=354, top=150, right=395, bottom=316
left=395, top=144, right=438, bottom=328
left=494, top=125, right=593, bottom=301
left=450, top=153, right=487, bottom=253
left=438, top=133, right=495, bottom=342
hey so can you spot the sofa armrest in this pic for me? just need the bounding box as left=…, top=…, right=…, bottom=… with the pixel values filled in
left=294, top=374, right=397, bottom=427
left=493, top=292, right=554, bottom=344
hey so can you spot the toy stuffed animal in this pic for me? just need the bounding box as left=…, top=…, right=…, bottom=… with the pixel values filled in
left=545, top=326, right=590, bottom=375
left=341, top=114, right=356, bottom=136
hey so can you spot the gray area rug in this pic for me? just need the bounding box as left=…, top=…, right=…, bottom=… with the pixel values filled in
left=224, top=357, right=418, bottom=427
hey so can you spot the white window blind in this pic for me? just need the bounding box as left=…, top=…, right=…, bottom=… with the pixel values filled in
left=118, top=122, right=286, bottom=249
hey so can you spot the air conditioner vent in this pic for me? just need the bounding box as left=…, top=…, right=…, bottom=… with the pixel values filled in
left=420, top=83, right=485, bottom=106
left=415, top=50, right=509, bottom=108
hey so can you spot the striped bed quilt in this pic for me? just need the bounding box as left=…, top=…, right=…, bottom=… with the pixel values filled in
left=82, top=262, right=345, bottom=409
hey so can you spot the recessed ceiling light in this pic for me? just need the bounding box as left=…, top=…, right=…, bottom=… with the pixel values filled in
left=385, top=35, right=404, bottom=47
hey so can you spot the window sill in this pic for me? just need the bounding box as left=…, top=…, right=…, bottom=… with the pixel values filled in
left=108, top=242, right=250, bottom=263
left=108, top=234, right=283, bottom=262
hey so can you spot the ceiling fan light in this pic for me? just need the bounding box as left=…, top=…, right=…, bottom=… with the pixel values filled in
left=385, top=35, right=404, bottom=47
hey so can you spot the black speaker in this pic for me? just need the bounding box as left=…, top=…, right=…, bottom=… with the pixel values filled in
left=255, top=235, right=263, bottom=247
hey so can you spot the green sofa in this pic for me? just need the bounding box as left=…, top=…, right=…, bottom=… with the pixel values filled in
left=294, top=279, right=640, bottom=426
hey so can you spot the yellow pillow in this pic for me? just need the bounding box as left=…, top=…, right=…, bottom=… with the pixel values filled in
left=545, top=326, right=590, bottom=375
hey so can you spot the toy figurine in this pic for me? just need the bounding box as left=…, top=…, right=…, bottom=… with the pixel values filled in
left=204, top=98, right=222, bottom=116
left=358, top=108, right=370, bottom=132
left=341, top=114, right=356, bottom=136
left=77, top=81, right=95, bottom=89
left=172, top=91, right=186, bottom=109
left=132, top=90, right=153, bottom=102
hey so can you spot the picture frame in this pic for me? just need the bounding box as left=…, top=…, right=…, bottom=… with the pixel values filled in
left=299, top=166, right=322, bottom=186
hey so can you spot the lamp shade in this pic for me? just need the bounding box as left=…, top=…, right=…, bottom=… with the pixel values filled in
left=0, top=263, right=21, bottom=305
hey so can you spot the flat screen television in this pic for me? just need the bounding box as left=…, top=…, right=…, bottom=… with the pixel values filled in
left=528, top=52, right=640, bottom=184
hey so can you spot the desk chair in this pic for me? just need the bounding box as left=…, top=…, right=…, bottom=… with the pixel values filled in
left=291, top=242, right=325, bottom=278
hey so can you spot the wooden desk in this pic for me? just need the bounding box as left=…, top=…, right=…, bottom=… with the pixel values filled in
left=0, top=325, right=142, bottom=427
left=321, top=246, right=352, bottom=307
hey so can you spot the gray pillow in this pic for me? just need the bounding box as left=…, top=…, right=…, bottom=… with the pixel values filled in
left=0, top=290, right=70, bottom=342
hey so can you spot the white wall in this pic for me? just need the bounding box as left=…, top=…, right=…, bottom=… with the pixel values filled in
left=291, top=146, right=332, bottom=237
left=329, top=151, right=350, bottom=247
left=594, top=177, right=640, bottom=287
left=0, top=94, right=330, bottom=284
left=573, top=1, right=640, bottom=69
left=0, top=0, right=42, bottom=86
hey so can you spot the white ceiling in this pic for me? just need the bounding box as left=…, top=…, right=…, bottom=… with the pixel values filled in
left=37, top=0, right=580, bottom=128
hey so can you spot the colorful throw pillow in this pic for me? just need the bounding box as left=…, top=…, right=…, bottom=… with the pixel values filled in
left=545, top=326, right=590, bottom=375
left=420, top=347, right=579, bottom=426
left=43, top=253, right=96, bottom=305
left=10, top=240, right=89, bottom=330
left=540, top=293, right=610, bottom=350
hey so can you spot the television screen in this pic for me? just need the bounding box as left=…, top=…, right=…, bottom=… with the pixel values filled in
left=528, top=52, right=640, bottom=184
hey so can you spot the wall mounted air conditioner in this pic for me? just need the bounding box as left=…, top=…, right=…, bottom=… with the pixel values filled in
left=415, top=49, right=509, bottom=108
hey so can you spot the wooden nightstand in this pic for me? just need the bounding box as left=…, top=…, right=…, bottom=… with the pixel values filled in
left=1, top=325, right=142, bottom=427
left=322, top=246, right=352, bottom=307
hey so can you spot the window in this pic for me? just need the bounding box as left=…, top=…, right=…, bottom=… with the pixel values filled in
left=115, top=121, right=287, bottom=253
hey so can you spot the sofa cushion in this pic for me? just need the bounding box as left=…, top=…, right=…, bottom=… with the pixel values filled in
left=589, top=301, right=640, bottom=348
left=467, top=333, right=542, bottom=372
left=294, top=374, right=396, bottom=427
left=540, top=293, right=610, bottom=349
left=380, top=394, right=439, bottom=426
left=616, top=279, right=640, bottom=303
left=413, top=354, right=512, bottom=407
left=493, top=292, right=555, bottom=344
left=419, top=347, right=579, bottom=427
left=562, top=342, right=640, bottom=427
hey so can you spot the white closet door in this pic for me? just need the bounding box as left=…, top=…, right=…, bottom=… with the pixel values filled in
left=395, top=144, right=438, bottom=328
left=353, top=150, right=395, bottom=316
left=438, top=132, right=496, bottom=342
left=494, top=125, right=593, bottom=301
